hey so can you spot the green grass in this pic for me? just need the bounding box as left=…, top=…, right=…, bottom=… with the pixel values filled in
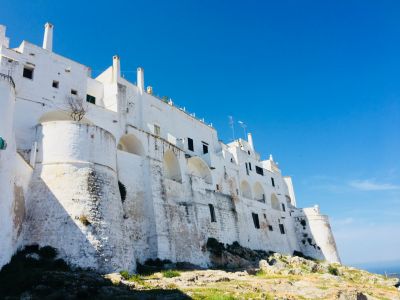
left=162, top=269, right=181, bottom=278
left=119, top=270, right=145, bottom=284
left=328, top=265, right=339, bottom=276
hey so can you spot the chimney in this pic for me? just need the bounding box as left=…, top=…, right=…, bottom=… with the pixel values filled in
left=137, top=67, right=144, bottom=94
left=247, top=133, right=254, bottom=151
left=43, top=23, right=53, bottom=51
left=112, top=55, right=120, bottom=83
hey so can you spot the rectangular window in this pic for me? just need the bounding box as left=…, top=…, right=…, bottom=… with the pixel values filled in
left=188, top=138, right=194, bottom=151
left=279, top=224, right=285, bottom=234
left=256, top=166, right=264, bottom=176
left=52, top=80, right=59, bottom=89
left=252, top=213, right=260, bottom=229
left=71, top=89, right=78, bottom=95
left=216, top=184, right=220, bottom=191
left=209, top=204, right=216, bottom=222
left=245, top=163, right=249, bottom=175
left=248, top=163, right=252, bottom=171
left=202, top=142, right=208, bottom=154
left=268, top=225, right=273, bottom=231
left=86, top=94, right=96, bottom=104
left=271, top=177, right=275, bottom=187
left=23, top=66, right=34, bottom=79
left=281, top=203, right=286, bottom=212
left=154, top=124, right=160, bottom=136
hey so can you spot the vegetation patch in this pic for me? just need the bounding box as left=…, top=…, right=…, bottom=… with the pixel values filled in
left=162, top=269, right=181, bottom=278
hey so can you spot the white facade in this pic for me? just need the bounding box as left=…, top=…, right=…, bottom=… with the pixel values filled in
left=0, top=23, right=340, bottom=272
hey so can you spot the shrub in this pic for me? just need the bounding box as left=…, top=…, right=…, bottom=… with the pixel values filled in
left=119, top=270, right=130, bottom=280
left=39, top=246, right=57, bottom=259
left=79, top=215, right=91, bottom=226
left=328, top=265, right=339, bottom=276
left=162, top=270, right=181, bottom=278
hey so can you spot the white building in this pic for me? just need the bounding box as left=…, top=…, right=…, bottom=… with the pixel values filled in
left=0, top=23, right=340, bottom=272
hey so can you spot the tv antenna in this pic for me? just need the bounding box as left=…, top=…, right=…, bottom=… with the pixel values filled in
left=238, top=121, right=247, bottom=138
left=228, top=116, right=235, bottom=141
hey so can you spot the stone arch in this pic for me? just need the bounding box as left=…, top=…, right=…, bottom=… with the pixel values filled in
left=118, top=134, right=144, bottom=156
left=271, top=193, right=280, bottom=210
left=253, top=182, right=265, bottom=202
left=240, top=180, right=252, bottom=199
left=38, top=110, right=93, bottom=125
left=163, top=150, right=182, bottom=183
left=187, top=156, right=212, bottom=184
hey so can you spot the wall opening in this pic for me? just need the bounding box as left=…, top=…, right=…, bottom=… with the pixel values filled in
left=271, top=193, right=280, bottom=210
left=163, top=150, right=182, bottom=183
left=209, top=204, right=217, bottom=222
left=118, top=181, right=127, bottom=203
left=252, top=213, right=260, bottom=229
left=240, top=180, right=252, bottom=199
left=187, top=157, right=212, bottom=184
left=253, top=182, right=265, bottom=202
left=118, top=134, right=144, bottom=156
left=279, top=224, right=285, bottom=234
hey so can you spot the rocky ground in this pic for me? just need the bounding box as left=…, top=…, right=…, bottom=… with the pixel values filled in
left=0, top=244, right=399, bottom=299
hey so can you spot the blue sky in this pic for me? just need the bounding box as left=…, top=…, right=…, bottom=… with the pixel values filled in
left=1, top=0, right=399, bottom=266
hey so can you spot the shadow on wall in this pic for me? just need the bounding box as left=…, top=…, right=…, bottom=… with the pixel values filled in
left=24, top=163, right=128, bottom=272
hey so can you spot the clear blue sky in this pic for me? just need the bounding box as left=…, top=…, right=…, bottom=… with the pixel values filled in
left=2, top=0, right=399, bottom=266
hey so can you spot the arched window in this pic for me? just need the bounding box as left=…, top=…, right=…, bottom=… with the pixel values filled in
left=271, top=193, right=280, bottom=210
left=117, top=134, right=144, bottom=156
left=163, top=150, right=182, bottom=183
left=253, top=182, right=265, bottom=202
left=187, top=157, right=213, bottom=184
left=240, top=180, right=252, bottom=199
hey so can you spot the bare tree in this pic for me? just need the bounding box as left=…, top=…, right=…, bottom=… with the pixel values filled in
left=65, top=96, right=88, bottom=122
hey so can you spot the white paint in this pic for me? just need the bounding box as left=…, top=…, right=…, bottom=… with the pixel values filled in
left=0, top=23, right=341, bottom=272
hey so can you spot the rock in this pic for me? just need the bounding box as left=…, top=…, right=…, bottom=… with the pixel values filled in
left=104, top=273, right=122, bottom=285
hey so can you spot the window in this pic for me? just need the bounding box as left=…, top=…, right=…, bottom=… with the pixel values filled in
left=202, top=142, right=208, bottom=154
left=256, top=166, right=264, bottom=176
left=23, top=66, right=34, bottom=79
left=281, top=203, right=286, bottom=212
left=248, top=150, right=251, bottom=155
left=52, top=80, right=59, bottom=88
left=86, top=94, right=96, bottom=104
left=279, top=224, right=285, bottom=234
left=71, top=89, right=78, bottom=95
left=252, top=213, right=260, bottom=229
left=268, top=225, right=273, bottom=231
left=248, top=163, right=252, bottom=171
left=188, top=138, right=194, bottom=151
left=271, top=177, right=275, bottom=187
left=154, top=124, right=160, bottom=136
left=209, top=204, right=216, bottom=222
left=216, top=184, right=220, bottom=191
left=245, top=163, right=249, bottom=175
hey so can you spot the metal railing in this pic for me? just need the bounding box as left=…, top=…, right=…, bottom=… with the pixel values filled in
left=0, top=72, right=15, bottom=89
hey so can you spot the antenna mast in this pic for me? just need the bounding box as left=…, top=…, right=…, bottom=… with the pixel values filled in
left=229, top=116, right=235, bottom=141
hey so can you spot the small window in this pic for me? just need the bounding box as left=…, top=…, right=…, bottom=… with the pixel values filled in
left=268, top=225, right=273, bottom=231
left=271, top=177, right=275, bottom=187
left=23, top=66, right=34, bottom=79
left=256, top=166, right=264, bottom=176
left=252, top=213, right=260, bottom=229
left=281, top=203, right=286, bottom=212
left=216, top=184, right=220, bottom=191
left=52, top=80, right=59, bottom=88
left=248, top=150, right=251, bottom=155
left=188, top=138, right=194, bottom=151
left=154, top=124, right=161, bottom=136
left=248, top=163, right=252, bottom=171
left=230, top=157, right=234, bottom=163
left=279, top=224, right=285, bottom=234
left=71, top=89, right=78, bottom=95
left=209, top=204, right=216, bottom=222
left=245, top=163, right=249, bottom=175
left=86, top=94, right=96, bottom=104
left=202, top=142, right=208, bottom=154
